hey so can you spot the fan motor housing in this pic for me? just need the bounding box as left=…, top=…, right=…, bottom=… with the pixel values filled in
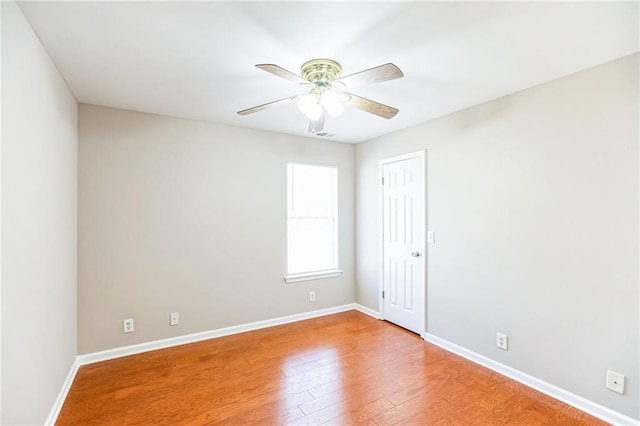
left=300, top=59, right=342, bottom=84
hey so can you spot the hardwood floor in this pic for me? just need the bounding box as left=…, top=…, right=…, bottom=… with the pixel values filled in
left=57, top=311, right=606, bottom=425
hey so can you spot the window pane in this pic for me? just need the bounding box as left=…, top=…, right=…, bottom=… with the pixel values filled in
left=287, top=163, right=338, bottom=274
left=290, top=166, right=334, bottom=216
left=288, top=218, right=335, bottom=273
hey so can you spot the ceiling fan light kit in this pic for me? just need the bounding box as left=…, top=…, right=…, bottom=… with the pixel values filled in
left=298, top=90, right=345, bottom=120
left=295, top=59, right=346, bottom=120
left=297, top=94, right=323, bottom=120
left=238, top=58, right=403, bottom=136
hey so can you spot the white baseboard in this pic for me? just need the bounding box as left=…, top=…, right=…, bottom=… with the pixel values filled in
left=45, top=357, right=80, bottom=426
left=48, top=308, right=637, bottom=426
left=78, top=303, right=355, bottom=365
left=423, top=333, right=639, bottom=426
left=46, top=303, right=358, bottom=425
left=353, top=303, right=380, bottom=319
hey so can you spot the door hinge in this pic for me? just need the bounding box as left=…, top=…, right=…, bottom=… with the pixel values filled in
left=382, top=291, right=385, bottom=299
left=381, top=177, right=385, bottom=185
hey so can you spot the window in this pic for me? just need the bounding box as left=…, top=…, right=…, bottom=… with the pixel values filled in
left=285, top=163, right=341, bottom=283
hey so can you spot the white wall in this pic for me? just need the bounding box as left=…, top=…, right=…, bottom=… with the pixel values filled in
left=78, top=104, right=355, bottom=354
left=1, top=2, right=78, bottom=424
left=355, top=54, right=639, bottom=419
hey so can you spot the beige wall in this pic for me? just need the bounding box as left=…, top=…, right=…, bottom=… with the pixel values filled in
left=78, top=104, right=355, bottom=354
left=355, top=54, right=639, bottom=419
left=1, top=2, right=78, bottom=424
left=2, top=2, right=636, bottom=421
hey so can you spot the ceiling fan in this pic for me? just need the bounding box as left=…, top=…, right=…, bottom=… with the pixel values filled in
left=237, top=59, right=403, bottom=136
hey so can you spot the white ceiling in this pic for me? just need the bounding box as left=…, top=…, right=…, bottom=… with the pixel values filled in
left=18, top=1, right=639, bottom=143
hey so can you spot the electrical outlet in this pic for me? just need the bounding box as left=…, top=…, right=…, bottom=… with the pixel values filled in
left=606, top=370, right=625, bottom=394
left=309, top=291, right=316, bottom=302
left=496, top=333, right=508, bottom=350
left=170, top=312, right=179, bottom=326
left=123, top=318, right=134, bottom=333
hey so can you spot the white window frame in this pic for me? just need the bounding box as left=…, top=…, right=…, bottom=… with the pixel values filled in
left=284, top=162, right=342, bottom=284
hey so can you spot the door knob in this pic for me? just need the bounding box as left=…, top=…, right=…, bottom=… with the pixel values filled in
left=411, top=251, right=421, bottom=257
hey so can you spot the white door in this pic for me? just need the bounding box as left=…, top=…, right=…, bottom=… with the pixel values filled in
left=380, top=152, right=425, bottom=335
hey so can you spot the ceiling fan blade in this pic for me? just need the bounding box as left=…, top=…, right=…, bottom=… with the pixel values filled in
left=344, top=93, right=399, bottom=119
left=256, top=64, right=310, bottom=86
left=308, top=113, right=325, bottom=134
left=333, top=63, right=403, bottom=89
left=237, top=95, right=298, bottom=115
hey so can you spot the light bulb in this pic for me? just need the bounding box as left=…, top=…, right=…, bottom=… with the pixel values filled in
left=321, top=90, right=344, bottom=118
left=297, top=94, right=322, bottom=120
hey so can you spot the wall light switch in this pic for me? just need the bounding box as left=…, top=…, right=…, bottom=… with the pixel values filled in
left=427, top=231, right=435, bottom=244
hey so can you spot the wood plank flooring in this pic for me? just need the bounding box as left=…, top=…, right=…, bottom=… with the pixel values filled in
left=57, top=311, right=606, bottom=425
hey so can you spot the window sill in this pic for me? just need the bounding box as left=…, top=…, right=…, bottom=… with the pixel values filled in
left=284, top=269, right=343, bottom=284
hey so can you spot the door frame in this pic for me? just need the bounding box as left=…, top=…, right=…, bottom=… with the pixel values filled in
left=378, top=150, right=427, bottom=337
